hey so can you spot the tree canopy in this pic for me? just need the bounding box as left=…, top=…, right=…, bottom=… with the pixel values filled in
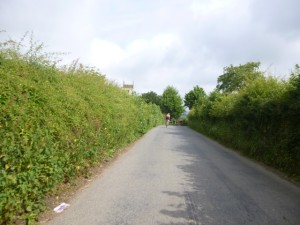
left=161, top=86, right=184, bottom=119
left=141, top=91, right=161, bottom=106
left=184, top=85, right=206, bottom=110
left=216, top=62, right=263, bottom=93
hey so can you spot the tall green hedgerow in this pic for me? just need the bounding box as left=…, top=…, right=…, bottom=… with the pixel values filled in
left=188, top=64, right=299, bottom=181
left=0, top=35, right=163, bottom=224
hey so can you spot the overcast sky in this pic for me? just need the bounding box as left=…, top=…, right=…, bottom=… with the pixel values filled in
left=1, top=0, right=300, bottom=96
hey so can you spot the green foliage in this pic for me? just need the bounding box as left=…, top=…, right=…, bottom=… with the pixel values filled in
left=286, top=64, right=300, bottom=113
left=184, top=85, right=206, bottom=110
left=0, top=36, right=163, bottom=224
left=189, top=63, right=300, bottom=181
left=161, top=86, right=184, bottom=119
left=281, top=64, right=300, bottom=174
left=188, top=89, right=222, bottom=122
left=216, top=62, right=263, bottom=93
left=141, top=91, right=162, bottom=107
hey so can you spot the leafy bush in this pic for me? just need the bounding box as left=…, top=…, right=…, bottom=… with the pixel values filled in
left=0, top=36, right=163, bottom=224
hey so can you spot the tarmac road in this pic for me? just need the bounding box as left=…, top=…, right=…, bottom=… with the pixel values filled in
left=46, top=126, right=300, bottom=225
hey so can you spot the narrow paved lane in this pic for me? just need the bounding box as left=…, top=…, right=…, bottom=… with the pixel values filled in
left=46, top=126, right=300, bottom=225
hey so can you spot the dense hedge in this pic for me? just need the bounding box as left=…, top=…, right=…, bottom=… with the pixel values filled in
left=0, top=39, right=163, bottom=224
left=188, top=66, right=300, bottom=182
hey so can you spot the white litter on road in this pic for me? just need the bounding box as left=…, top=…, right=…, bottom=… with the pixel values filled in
left=53, top=203, right=70, bottom=213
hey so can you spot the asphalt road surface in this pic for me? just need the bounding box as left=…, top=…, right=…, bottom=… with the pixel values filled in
left=46, top=126, right=300, bottom=225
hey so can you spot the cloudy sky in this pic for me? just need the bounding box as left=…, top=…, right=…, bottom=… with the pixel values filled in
left=1, top=0, right=300, bottom=96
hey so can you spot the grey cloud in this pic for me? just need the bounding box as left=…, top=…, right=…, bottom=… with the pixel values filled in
left=1, top=0, right=299, bottom=96
left=251, top=0, right=300, bottom=39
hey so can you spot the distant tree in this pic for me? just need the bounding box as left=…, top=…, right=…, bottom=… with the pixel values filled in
left=161, top=86, right=185, bottom=119
left=184, top=85, right=206, bottom=110
left=141, top=91, right=161, bottom=106
left=216, top=62, right=263, bottom=93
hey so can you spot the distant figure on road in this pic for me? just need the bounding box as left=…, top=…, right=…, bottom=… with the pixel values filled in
left=165, top=113, right=171, bottom=127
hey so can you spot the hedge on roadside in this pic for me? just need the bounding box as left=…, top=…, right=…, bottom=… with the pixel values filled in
left=0, top=37, right=163, bottom=224
left=188, top=65, right=300, bottom=182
